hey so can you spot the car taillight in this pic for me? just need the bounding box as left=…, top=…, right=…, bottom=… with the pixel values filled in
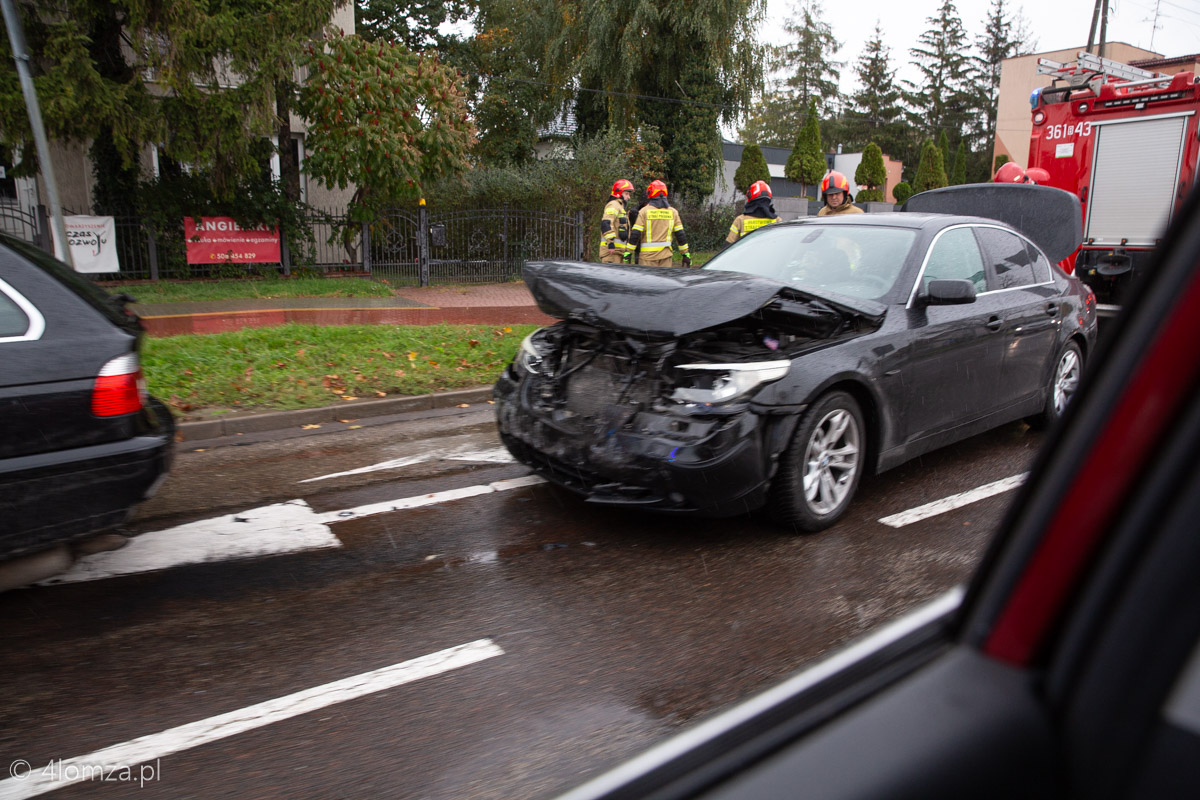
left=93, top=354, right=146, bottom=417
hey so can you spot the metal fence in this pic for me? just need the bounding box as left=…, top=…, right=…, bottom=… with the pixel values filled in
left=1, top=204, right=585, bottom=286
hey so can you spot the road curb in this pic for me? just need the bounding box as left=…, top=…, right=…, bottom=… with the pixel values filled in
left=175, top=386, right=495, bottom=441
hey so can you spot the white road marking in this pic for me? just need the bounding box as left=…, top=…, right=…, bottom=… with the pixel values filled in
left=878, top=473, right=1029, bottom=528
left=0, top=639, right=503, bottom=800
left=41, top=476, right=546, bottom=585
left=300, top=446, right=515, bottom=483
left=309, top=475, right=545, bottom=523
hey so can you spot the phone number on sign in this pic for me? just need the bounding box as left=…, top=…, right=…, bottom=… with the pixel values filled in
left=209, top=253, right=261, bottom=261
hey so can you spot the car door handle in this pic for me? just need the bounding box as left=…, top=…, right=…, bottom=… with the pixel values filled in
left=1046, top=303, right=1060, bottom=317
left=986, top=316, right=1003, bottom=332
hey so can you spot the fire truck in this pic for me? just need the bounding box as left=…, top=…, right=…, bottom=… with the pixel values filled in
left=1028, top=51, right=1200, bottom=313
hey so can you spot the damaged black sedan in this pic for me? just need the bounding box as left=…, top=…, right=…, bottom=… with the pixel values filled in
left=494, top=185, right=1098, bottom=531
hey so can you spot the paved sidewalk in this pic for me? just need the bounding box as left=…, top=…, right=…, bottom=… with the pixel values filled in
left=136, top=282, right=554, bottom=336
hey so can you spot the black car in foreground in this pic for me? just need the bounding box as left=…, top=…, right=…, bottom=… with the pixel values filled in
left=0, top=233, right=173, bottom=577
left=550, top=187, right=1200, bottom=800
left=495, top=184, right=1097, bottom=530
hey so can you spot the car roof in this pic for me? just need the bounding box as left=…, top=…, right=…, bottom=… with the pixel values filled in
left=772, top=213, right=1013, bottom=232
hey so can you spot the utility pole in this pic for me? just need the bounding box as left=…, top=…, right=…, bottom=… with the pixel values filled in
left=1087, top=0, right=1103, bottom=54
left=1, top=0, right=73, bottom=267
left=1098, top=0, right=1109, bottom=60
left=1150, top=0, right=1162, bottom=51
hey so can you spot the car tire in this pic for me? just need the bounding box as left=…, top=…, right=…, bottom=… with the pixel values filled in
left=1028, top=341, right=1083, bottom=430
left=769, top=390, right=865, bottom=533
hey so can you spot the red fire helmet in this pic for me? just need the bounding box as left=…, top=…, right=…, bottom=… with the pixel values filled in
left=994, top=162, right=1029, bottom=183
left=611, top=179, right=634, bottom=197
left=647, top=180, right=668, bottom=198
left=1024, top=167, right=1051, bottom=185
left=747, top=180, right=772, bottom=200
left=820, top=171, right=850, bottom=196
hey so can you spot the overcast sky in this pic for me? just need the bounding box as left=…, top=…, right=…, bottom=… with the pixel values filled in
left=763, top=0, right=1200, bottom=95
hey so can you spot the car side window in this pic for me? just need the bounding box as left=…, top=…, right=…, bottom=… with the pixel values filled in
left=977, top=227, right=1037, bottom=290
left=1026, top=242, right=1053, bottom=283
left=0, top=287, right=30, bottom=338
left=922, top=228, right=986, bottom=294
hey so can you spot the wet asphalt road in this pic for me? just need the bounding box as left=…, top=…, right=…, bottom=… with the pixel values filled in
left=0, top=409, right=1045, bottom=799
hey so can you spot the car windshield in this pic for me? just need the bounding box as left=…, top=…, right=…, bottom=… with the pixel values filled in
left=703, top=224, right=918, bottom=301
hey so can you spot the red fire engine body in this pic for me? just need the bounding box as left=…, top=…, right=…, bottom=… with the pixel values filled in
left=1027, top=52, right=1200, bottom=311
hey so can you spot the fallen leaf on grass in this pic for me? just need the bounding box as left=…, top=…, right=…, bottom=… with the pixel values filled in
left=393, top=369, right=405, bottom=377
left=375, top=391, right=387, bottom=397
left=407, top=351, right=418, bottom=361
left=302, top=424, right=321, bottom=430
left=341, top=395, right=358, bottom=401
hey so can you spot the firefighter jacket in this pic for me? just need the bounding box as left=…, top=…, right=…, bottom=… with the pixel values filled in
left=725, top=195, right=779, bottom=243
left=599, top=197, right=631, bottom=259
left=629, top=197, right=689, bottom=262
left=817, top=200, right=864, bottom=217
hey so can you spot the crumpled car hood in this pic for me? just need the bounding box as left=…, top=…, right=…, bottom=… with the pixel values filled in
left=523, top=261, right=885, bottom=337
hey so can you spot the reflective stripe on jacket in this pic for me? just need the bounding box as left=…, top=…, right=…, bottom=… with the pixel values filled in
left=599, top=198, right=630, bottom=255
left=726, top=215, right=778, bottom=243
left=632, top=205, right=688, bottom=255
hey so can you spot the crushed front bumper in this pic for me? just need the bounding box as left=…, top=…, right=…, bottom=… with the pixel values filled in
left=494, top=368, right=792, bottom=517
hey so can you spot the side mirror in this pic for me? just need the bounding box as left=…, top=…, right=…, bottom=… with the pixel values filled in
left=923, top=279, right=977, bottom=306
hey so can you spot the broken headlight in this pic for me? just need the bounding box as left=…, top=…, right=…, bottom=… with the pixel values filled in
left=670, top=360, right=790, bottom=404
left=517, top=329, right=550, bottom=374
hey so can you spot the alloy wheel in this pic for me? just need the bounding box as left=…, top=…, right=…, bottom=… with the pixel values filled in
left=802, top=408, right=861, bottom=515
left=1053, top=348, right=1081, bottom=417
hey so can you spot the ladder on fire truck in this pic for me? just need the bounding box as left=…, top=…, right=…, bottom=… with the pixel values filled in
left=1036, top=51, right=1173, bottom=95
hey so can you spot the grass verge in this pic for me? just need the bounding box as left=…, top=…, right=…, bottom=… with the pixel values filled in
left=143, top=323, right=537, bottom=415
left=112, top=276, right=395, bottom=304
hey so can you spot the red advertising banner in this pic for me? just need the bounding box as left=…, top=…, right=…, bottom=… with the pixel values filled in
left=184, top=216, right=281, bottom=264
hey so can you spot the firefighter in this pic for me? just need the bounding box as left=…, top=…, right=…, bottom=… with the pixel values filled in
left=600, top=179, right=634, bottom=263
left=818, top=171, right=863, bottom=216
left=629, top=180, right=691, bottom=267
left=722, top=180, right=778, bottom=250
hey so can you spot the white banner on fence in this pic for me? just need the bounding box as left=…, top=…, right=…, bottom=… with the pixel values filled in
left=65, top=215, right=119, bottom=273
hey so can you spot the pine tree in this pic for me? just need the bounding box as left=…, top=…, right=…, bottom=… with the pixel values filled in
left=937, top=130, right=951, bottom=174
left=734, top=144, right=772, bottom=195
left=913, top=139, right=948, bottom=193
left=739, top=0, right=840, bottom=146
left=969, top=0, right=1038, bottom=174
left=951, top=143, right=967, bottom=185
left=845, top=23, right=908, bottom=161
left=904, top=0, right=974, bottom=142
left=786, top=99, right=827, bottom=196
left=855, top=142, right=887, bottom=201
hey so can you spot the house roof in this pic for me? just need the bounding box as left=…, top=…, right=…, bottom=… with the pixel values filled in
left=538, top=112, right=578, bottom=140
left=721, top=141, right=793, bottom=165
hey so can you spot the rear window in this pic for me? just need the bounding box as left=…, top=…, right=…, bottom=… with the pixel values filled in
left=0, top=235, right=134, bottom=329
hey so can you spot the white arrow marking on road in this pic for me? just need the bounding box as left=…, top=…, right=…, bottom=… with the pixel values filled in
left=878, top=473, right=1029, bottom=528
left=42, top=476, right=546, bottom=585
left=299, top=446, right=515, bottom=483
left=41, top=500, right=341, bottom=584
left=0, top=638, right=504, bottom=800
